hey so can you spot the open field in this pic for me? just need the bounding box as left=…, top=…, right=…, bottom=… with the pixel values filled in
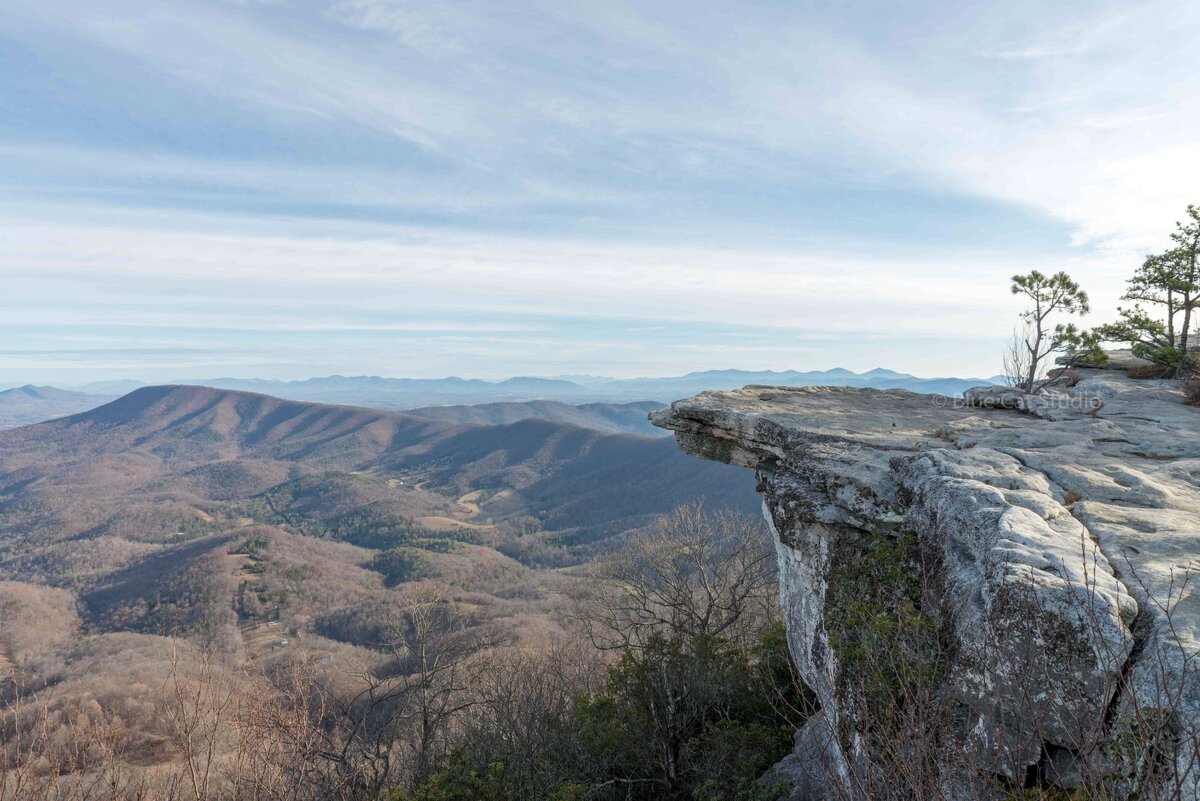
left=415, top=515, right=496, bottom=532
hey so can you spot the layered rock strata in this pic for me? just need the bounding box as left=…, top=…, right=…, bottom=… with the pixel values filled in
left=651, top=370, right=1200, bottom=798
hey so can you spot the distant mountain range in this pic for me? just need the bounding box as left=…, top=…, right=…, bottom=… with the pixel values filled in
left=106, top=367, right=1003, bottom=404
left=173, top=368, right=1003, bottom=406
left=561, top=368, right=1005, bottom=401
left=0, top=368, right=1004, bottom=429
left=0, top=385, right=116, bottom=429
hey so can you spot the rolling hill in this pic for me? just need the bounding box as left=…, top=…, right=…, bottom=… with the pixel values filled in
left=0, top=381, right=766, bottom=725
left=0, top=384, right=774, bottom=788
left=404, top=399, right=666, bottom=436
left=0, top=386, right=758, bottom=632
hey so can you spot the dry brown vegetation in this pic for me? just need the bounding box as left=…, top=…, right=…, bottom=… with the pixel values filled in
left=777, top=536, right=1200, bottom=801
left=1180, top=356, right=1200, bottom=406
left=1, top=504, right=792, bottom=801
left=575, top=503, right=779, bottom=652
left=0, top=583, right=79, bottom=664
left=0, top=388, right=766, bottom=799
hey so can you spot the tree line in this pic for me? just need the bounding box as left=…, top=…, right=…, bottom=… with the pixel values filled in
left=1006, top=203, right=1200, bottom=395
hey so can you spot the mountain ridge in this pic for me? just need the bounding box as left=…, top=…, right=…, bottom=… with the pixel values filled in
left=0, top=384, right=757, bottom=548
left=1, top=368, right=1005, bottom=429
left=0, top=384, right=116, bottom=429
left=63, top=366, right=1000, bottom=407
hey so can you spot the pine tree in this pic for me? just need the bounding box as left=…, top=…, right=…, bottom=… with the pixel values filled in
left=1097, top=205, right=1200, bottom=373
left=1009, top=271, right=1091, bottom=392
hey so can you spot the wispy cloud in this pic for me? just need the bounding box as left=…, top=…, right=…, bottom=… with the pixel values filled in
left=2, top=0, right=1198, bottom=381
left=0, top=217, right=1088, bottom=383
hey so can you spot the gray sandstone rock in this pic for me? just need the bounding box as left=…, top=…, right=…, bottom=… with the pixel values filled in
left=1055, top=348, right=1157, bottom=373
left=650, top=369, right=1200, bottom=799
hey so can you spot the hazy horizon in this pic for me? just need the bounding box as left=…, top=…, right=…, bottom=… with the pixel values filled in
left=0, top=362, right=1007, bottom=392
left=5, top=0, right=1200, bottom=383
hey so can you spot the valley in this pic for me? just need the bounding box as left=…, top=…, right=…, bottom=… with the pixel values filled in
left=0, top=383, right=756, bottom=671
left=8, top=1, right=1192, bottom=794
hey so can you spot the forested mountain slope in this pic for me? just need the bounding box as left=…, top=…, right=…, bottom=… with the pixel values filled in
left=0, top=385, right=756, bottom=647
left=405, top=399, right=665, bottom=436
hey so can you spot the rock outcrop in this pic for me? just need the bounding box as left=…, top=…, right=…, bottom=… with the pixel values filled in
left=651, top=369, right=1200, bottom=798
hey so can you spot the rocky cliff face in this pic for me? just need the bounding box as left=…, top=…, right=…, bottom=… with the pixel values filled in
left=651, top=370, right=1200, bottom=799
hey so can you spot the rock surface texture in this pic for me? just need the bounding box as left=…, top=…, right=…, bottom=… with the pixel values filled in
left=651, top=369, right=1200, bottom=799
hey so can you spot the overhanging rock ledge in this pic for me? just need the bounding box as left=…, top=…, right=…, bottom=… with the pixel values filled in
left=651, top=373, right=1200, bottom=798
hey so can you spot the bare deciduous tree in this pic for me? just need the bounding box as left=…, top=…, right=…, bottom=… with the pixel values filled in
left=576, top=502, right=778, bottom=651
left=1003, top=324, right=1035, bottom=389
left=2, top=674, right=153, bottom=801
left=454, top=640, right=605, bottom=796
left=250, top=585, right=504, bottom=795
left=159, top=644, right=240, bottom=801
left=382, top=585, right=504, bottom=787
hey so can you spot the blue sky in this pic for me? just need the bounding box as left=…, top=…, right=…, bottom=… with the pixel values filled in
left=2, top=0, right=1199, bottom=383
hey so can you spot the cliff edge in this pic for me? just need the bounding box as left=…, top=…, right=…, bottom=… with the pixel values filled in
left=651, top=369, right=1199, bottom=798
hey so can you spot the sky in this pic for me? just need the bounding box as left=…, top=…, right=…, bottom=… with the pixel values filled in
left=2, top=0, right=1199, bottom=384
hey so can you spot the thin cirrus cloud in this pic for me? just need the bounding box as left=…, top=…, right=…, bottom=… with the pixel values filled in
left=1, top=0, right=1198, bottom=383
